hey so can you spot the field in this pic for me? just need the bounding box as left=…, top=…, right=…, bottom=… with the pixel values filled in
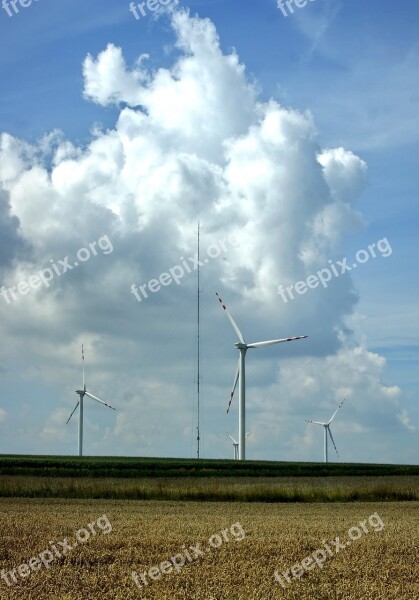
left=0, top=498, right=417, bottom=599
left=1, top=455, right=419, bottom=479
left=1, top=475, right=418, bottom=503
left=1, top=456, right=418, bottom=502
left=1, top=456, right=418, bottom=598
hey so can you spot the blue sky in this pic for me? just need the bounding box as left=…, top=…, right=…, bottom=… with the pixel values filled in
left=0, top=0, right=417, bottom=462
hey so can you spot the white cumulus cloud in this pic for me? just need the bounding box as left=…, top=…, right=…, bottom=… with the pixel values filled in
left=0, top=10, right=412, bottom=461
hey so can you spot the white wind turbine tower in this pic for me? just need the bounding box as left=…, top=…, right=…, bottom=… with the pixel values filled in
left=216, top=292, right=307, bottom=460
left=66, top=345, right=116, bottom=457
left=306, top=399, right=345, bottom=463
left=227, top=432, right=251, bottom=460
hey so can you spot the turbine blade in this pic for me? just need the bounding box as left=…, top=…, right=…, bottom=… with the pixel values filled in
left=227, top=357, right=240, bottom=414
left=306, top=420, right=325, bottom=426
left=228, top=433, right=238, bottom=444
left=328, top=427, right=339, bottom=457
left=82, top=344, right=85, bottom=391
left=247, top=335, right=307, bottom=348
left=66, top=401, right=80, bottom=425
left=84, top=391, right=116, bottom=410
left=215, top=292, right=245, bottom=344
left=328, top=398, right=345, bottom=424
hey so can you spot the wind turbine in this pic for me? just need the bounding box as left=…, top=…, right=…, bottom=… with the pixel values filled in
left=216, top=292, right=307, bottom=460
left=227, top=432, right=251, bottom=460
left=306, top=399, right=345, bottom=463
left=66, top=345, right=116, bottom=457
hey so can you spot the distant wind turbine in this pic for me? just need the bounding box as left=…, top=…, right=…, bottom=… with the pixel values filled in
left=306, top=399, right=345, bottom=463
left=66, top=345, right=116, bottom=457
left=227, top=432, right=251, bottom=460
left=216, top=292, right=307, bottom=460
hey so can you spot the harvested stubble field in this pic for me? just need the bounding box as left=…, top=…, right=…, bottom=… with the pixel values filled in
left=0, top=498, right=417, bottom=600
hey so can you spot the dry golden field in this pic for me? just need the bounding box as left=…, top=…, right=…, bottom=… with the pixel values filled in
left=0, top=498, right=417, bottom=599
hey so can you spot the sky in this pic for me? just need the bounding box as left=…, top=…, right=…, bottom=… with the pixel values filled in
left=0, top=0, right=418, bottom=463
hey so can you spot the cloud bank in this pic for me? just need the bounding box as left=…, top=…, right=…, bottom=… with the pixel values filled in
left=0, top=10, right=414, bottom=461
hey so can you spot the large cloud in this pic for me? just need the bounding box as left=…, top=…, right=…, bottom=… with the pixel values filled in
left=0, top=10, right=414, bottom=460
